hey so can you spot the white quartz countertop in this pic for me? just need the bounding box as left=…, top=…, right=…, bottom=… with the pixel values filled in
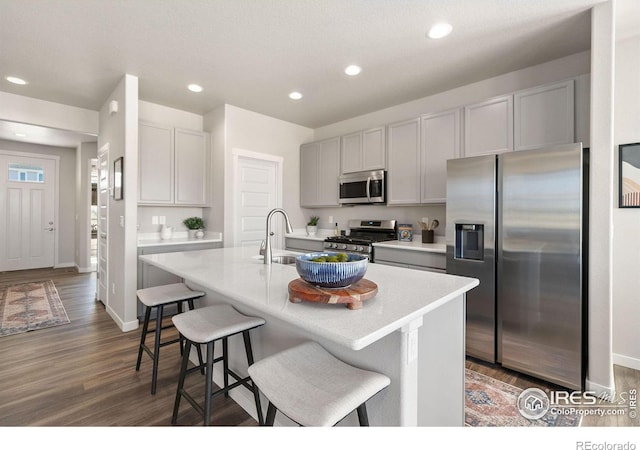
left=138, top=246, right=477, bottom=350
left=373, top=238, right=446, bottom=254
left=137, top=231, right=223, bottom=248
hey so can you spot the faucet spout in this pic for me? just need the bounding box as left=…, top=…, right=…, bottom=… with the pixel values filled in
left=263, top=208, right=294, bottom=264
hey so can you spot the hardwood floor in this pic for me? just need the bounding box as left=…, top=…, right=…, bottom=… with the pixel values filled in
left=0, top=268, right=255, bottom=426
left=1, top=267, right=637, bottom=427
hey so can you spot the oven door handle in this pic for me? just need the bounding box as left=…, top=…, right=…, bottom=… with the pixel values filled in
left=366, top=176, right=371, bottom=202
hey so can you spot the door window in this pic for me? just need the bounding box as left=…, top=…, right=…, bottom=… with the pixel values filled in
left=8, top=163, right=44, bottom=183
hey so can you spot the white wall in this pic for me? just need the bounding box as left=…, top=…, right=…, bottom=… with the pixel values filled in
left=0, top=91, right=98, bottom=136
left=587, top=1, right=615, bottom=396
left=204, top=104, right=314, bottom=247
left=98, top=74, right=139, bottom=332
left=0, top=139, right=76, bottom=267
left=612, top=34, right=640, bottom=370
left=75, top=141, right=97, bottom=272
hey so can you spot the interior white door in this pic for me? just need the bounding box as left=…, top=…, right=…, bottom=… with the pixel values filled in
left=0, top=154, right=56, bottom=271
left=233, top=154, right=281, bottom=249
left=96, top=145, right=109, bottom=305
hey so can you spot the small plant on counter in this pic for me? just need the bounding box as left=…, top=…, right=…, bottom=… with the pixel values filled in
left=307, top=216, right=320, bottom=226
left=183, top=216, right=205, bottom=230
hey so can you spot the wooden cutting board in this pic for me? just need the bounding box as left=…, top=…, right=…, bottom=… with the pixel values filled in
left=288, top=278, right=378, bottom=310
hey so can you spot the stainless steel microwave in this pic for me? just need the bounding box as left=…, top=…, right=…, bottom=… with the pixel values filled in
left=339, top=170, right=386, bottom=205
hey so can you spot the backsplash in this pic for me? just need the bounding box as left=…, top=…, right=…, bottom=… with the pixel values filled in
left=137, top=206, right=206, bottom=233
left=303, top=204, right=446, bottom=237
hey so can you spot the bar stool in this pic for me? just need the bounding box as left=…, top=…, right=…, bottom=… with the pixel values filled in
left=171, top=304, right=265, bottom=426
left=248, top=341, right=390, bottom=426
left=135, top=283, right=205, bottom=394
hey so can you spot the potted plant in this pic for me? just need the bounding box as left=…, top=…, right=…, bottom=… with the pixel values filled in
left=183, top=217, right=205, bottom=239
left=306, top=216, right=319, bottom=236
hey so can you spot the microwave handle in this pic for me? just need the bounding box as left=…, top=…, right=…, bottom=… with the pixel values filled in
left=366, top=176, right=371, bottom=202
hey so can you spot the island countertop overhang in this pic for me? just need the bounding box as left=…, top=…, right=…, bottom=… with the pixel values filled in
left=138, top=246, right=479, bottom=351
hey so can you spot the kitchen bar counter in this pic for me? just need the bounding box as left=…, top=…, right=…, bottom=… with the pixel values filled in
left=139, top=246, right=478, bottom=426
left=373, top=237, right=446, bottom=254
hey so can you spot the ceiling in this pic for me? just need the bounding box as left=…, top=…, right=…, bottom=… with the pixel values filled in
left=0, top=0, right=637, bottom=148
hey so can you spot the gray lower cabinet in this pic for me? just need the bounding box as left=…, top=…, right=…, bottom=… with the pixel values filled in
left=374, top=246, right=446, bottom=273
left=285, top=237, right=324, bottom=253
left=137, top=242, right=221, bottom=317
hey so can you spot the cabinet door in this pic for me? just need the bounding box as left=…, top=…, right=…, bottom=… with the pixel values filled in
left=387, top=118, right=421, bottom=205
left=175, top=128, right=208, bottom=205
left=514, top=79, right=575, bottom=151
left=300, top=142, right=319, bottom=207
left=421, top=109, right=461, bottom=203
left=464, top=95, right=513, bottom=157
left=316, top=138, right=340, bottom=206
left=362, top=127, right=386, bottom=171
left=138, top=122, right=174, bottom=204
left=341, top=132, right=362, bottom=174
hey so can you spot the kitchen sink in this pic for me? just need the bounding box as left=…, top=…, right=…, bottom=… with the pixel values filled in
left=252, top=254, right=298, bottom=265
left=270, top=255, right=297, bottom=265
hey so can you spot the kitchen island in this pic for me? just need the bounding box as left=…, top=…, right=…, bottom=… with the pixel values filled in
left=138, top=246, right=478, bottom=426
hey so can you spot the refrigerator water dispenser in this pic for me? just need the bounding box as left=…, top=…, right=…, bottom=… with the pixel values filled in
left=455, top=224, right=484, bottom=261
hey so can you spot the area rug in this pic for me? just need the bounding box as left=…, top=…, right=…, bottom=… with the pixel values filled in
left=465, top=368, right=581, bottom=427
left=0, top=280, right=70, bottom=337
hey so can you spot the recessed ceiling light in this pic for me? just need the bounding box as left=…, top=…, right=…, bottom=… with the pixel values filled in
left=6, top=76, right=28, bottom=85
left=344, top=65, right=362, bottom=76
left=14, top=132, right=27, bottom=137
left=427, top=22, right=453, bottom=39
left=289, top=91, right=303, bottom=100
left=187, top=84, right=203, bottom=93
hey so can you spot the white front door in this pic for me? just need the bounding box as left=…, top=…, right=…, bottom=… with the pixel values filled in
left=96, top=145, right=109, bottom=305
left=233, top=151, right=282, bottom=249
left=0, top=154, right=57, bottom=271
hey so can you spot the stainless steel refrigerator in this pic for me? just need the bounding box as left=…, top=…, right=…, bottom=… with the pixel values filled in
left=446, top=143, right=587, bottom=390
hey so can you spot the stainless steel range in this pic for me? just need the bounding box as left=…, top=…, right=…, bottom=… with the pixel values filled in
left=323, top=219, right=397, bottom=262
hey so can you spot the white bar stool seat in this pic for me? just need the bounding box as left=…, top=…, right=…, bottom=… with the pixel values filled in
left=171, top=304, right=266, bottom=426
left=248, top=341, right=391, bottom=426
left=135, top=283, right=205, bottom=394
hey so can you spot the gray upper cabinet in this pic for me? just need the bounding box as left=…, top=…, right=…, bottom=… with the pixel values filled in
left=514, top=79, right=575, bottom=151
left=341, top=127, right=386, bottom=174
left=300, top=137, right=340, bottom=207
left=139, top=121, right=174, bottom=204
left=387, top=118, right=421, bottom=205
left=464, top=94, right=514, bottom=157
left=174, top=128, right=208, bottom=205
left=138, top=121, right=209, bottom=206
left=421, top=108, right=461, bottom=203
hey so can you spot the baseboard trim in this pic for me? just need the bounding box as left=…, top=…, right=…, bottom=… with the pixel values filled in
left=75, top=265, right=93, bottom=273
left=105, top=305, right=139, bottom=332
left=54, top=262, right=75, bottom=269
left=613, top=353, right=640, bottom=371
left=585, top=377, right=616, bottom=401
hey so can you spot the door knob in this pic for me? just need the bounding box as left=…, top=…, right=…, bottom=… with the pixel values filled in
left=44, top=227, right=55, bottom=231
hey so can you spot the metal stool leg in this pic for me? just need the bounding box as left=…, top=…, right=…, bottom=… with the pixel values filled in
left=187, top=299, right=205, bottom=374
left=172, top=340, right=192, bottom=424
left=136, top=305, right=152, bottom=371
left=356, top=403, right=369, bottom=426
left=204, top=340, right=215, bottom=426
left=223, top=337, right=229, bottom=397
left=151, top=304, right=164, bottom=394
left=265, top=402, right=277, bottom=426
left=243, top=330, right=264, bottom=425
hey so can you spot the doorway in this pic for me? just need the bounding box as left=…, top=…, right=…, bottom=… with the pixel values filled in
left=232, top=149, right=283, bottom=249
left=96, top=144, right=109, bottom=306
left=90, top=159, right=98, bottom=272
left=0, top=152, right=58, bottom=271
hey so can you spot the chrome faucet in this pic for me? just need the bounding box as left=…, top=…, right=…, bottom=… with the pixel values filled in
left=263, top=208, right=294, bottom=264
